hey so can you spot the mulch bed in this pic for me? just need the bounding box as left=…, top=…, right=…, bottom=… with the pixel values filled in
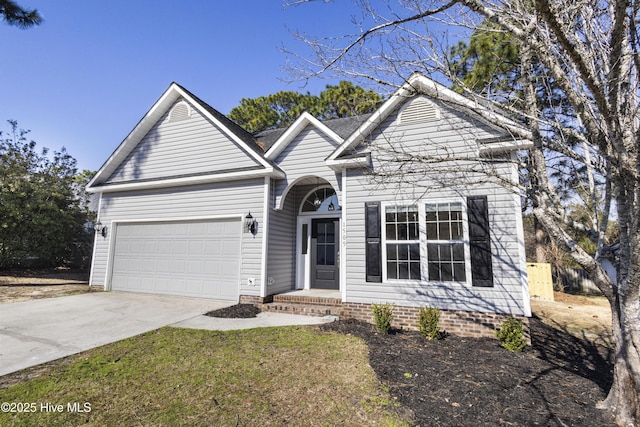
left=203, top=304, right=616, bottom=425
left=205, top=303, right=260, bottom=318
left=320, top=317, right=616, bottom=427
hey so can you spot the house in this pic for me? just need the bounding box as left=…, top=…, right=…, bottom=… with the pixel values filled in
left=87, top=72, right=532, bottom=337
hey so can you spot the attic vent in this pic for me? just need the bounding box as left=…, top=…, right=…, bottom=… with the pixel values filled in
left=169, top=102, right=191, bottom=122
left=400, top=97, right=440, bottom=125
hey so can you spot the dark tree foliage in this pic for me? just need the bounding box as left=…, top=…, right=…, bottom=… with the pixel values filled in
left=0, top=0, right=42, bottom=28
left=0, top=120, right=93, bottom=269
left=228, top=81, right=381, bottom=133
left=449, top=22, right=521, bottom=100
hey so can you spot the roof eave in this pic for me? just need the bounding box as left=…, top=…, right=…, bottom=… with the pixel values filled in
left=87, top=167, right=284, bottom=194
left=478, top=139, right=533, bottom=155
left=325, top=155, right=370, bottom=171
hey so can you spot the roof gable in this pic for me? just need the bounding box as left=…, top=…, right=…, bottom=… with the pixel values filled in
left=103, top=99, right=264, bottom=185
left=263, top=112, right=343, bottom=161
left=88, top=83, right=281, bottom=192
left=328, top=72, right=532, bottom=162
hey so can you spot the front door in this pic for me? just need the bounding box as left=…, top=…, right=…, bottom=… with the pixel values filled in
left=310, top=218, right=339, bottom=289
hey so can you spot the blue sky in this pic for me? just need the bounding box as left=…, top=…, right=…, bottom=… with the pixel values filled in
left=0, top=1, right=371, bottom=171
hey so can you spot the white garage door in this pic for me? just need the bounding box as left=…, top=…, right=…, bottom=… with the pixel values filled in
left=110, top=219, right=241, bottom=300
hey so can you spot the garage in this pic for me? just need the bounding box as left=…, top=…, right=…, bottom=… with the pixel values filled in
left=109, top=219, right=241, bottom=300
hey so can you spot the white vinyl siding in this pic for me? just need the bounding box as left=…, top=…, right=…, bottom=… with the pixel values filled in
left=273, top=127, right=342, bottom=207
left=342, top=99, right=529, bottom=316
left=106, top=99, right=261, bottom=184
left=266, top=184, right=296, bottom=295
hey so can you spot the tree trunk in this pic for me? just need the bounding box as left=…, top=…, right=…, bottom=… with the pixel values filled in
left=598, top=259, right=640, bottom=426
left=534, top=217, right=546, bottom=263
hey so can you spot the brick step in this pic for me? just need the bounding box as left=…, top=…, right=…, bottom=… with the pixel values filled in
left=262, top=302, right=344, bottom=317
left=271, top=294, right=343, bottom=307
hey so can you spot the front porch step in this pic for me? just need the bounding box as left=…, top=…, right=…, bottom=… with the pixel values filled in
left=271, top=294, right=342, bottom=307
left=262, top=301, right=345, bottom=317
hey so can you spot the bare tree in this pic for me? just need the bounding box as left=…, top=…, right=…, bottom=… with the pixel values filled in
left=286, top=0, right=640, bottom=425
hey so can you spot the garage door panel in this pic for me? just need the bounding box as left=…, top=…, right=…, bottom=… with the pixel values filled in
left=188, top=243, right=206, bottom=258
left=204, top=241, right=223, bottom=256
left=157, top=241, right=172, bottom=254
left=223, top=241, right=241, bottom=256
left=110, top=219, right=241, bottom=300
left=170, top=259, right=187, bottom=273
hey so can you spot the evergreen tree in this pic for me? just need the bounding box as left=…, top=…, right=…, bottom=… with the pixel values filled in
left=0, top=120, right=92, bottom=269
left=229, top=82, right=381, bottom=133
left=0, top=0, right=42, bottom=28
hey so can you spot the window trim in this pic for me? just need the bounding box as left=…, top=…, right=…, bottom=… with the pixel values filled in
left=380, top=200, right=472, bottom=286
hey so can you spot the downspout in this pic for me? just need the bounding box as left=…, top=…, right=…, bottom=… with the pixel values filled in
left=341, top=168, right=348, bottom=302
left=260, top=176, right=270, bottom=298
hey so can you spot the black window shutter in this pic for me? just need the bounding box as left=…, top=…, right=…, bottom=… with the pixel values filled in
left=467, top=196, right=493, bottom=287
left=365, top=202, right=382, bottom=282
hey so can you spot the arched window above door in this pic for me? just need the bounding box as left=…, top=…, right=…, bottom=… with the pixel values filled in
left=301, top=186, right=341, bottom=212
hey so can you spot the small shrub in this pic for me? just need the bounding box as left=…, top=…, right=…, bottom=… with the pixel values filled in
left=418, top=306, right=442, bottom=340
left=371, top=303, right=394, bottom=334
left=496, top=318, right=526, bottom=352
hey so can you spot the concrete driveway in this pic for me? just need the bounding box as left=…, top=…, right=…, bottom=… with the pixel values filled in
left=0, top=292, right=232, bottom=376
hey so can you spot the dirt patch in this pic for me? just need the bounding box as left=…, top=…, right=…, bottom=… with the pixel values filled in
left=531, top=292, right=611, bottom=348
left=0, top=269, right=91, bottom=304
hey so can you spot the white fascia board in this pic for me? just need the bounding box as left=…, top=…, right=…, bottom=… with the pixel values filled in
left=265, top=112, right=343, bottom=160
left=408, top=74, right=533, bottom=140
left=87, top=167, right=284, bottom=193
left=328, top=85, right=412, bottom=162
left=325, top=156, right=370, bottom=171
left=478, top=139, right=533, bottom=155
left=87, top=85, right=182, bottom=190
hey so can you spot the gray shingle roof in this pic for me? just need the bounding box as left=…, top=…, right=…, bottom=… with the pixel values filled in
left=254, top=114, right=372, bottom=152
left=174, top=85, right=374, bottom=158
left=174, top=83, right=266, bottom=156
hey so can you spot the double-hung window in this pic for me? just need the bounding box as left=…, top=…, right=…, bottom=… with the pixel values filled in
left=425, top=202, right=466, bottom=282
left=381, top=202, right=469, bottom=283
left=366, top=196, right=492, bottom=286
left=384, top=205, right=421, bottom=280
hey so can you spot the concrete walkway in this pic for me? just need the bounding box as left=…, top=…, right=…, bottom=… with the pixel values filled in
left=0, top=292, right=335, bottom=376
left=172, top=312, right=337, bottom=331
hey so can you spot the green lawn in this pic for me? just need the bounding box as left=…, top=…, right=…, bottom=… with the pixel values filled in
left=0, top=326, right=408, bottom=426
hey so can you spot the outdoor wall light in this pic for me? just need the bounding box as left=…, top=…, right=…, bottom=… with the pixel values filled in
left=313, top=196, right=322, bottom=209
left=245, top=212, right=257, bottom=235
left=94, top=221, right=107, bottom=238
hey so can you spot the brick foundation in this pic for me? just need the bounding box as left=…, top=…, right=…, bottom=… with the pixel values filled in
left=241, top=294, right=530, bottom=342
left=342, top=302, right=530, bottom=342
